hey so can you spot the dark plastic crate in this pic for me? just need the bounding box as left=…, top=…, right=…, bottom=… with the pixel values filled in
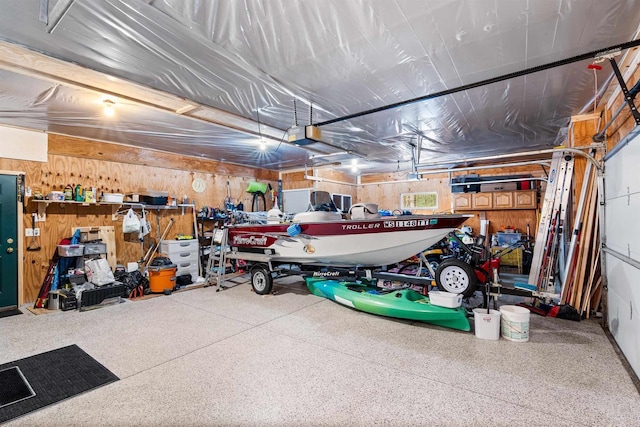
left=80, top=283, right=125, bottom=310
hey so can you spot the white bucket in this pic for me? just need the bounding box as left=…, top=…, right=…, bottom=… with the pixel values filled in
left=500, top=305, right=530, bottom=342
left=473, top=308, right=501, bottom=340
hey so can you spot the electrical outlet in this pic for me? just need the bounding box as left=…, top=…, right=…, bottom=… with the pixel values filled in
left=33, top=228, right=40, bottom=237
left=25, top=228, right=34, bottom=237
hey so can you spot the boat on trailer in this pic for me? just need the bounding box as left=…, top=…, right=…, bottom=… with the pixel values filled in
left=219, top=191, right=470, bottom=294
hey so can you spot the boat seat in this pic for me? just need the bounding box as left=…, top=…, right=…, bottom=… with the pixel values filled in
left=349, top=203, right=381, bottom=219
left=292, top=211, right=342, bottom=223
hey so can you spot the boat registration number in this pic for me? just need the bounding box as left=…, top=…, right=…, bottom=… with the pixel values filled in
left=384, top=219, right=437, bottom=228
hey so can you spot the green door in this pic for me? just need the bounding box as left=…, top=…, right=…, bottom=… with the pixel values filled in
left=0, top=174, right=18, bottom=309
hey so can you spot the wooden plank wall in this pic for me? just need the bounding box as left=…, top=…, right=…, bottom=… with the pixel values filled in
left=604, top=56, right=640, bottom=148
left=359, top=166, right=544, bottom=239
left=1, top=135, right=278, bottom=304
left=281, top=168, right=357, bottom=201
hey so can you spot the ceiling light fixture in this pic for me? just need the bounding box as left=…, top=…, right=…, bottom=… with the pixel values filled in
left=103, top=99, right=115, bottom=117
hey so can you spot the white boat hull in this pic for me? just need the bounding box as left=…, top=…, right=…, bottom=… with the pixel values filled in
left=227, top=214, right=469, bottom=267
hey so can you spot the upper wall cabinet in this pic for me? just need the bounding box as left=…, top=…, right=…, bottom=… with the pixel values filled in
left=452, top=193, right=472, bottom=210
left=492, top=192, right=513, bottom=209
left=471, top=193, right=493, bottom=210
left=514, top=190, right=536, bottom=209
left=453, top=190, right=536, bottom=211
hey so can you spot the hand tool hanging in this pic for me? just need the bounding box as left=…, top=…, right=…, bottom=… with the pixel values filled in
left=27, top=213, right=41, bottom=251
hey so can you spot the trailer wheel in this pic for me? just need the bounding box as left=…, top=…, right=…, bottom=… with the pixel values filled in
left=251, top=264, right=273, bottom=295
left=435, top=259, right=477, bottom=298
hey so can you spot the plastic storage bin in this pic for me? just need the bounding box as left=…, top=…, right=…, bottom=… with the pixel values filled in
left=84, top=242, right=107, bottom=255
left=428, top=291, right=463, bottom=308
left=495, top=232, right=522, bottom=246
left=57, top=244, right=85, bottom=257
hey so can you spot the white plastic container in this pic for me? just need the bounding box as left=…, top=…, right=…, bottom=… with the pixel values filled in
left=102, top=193, right=124, bottom=203
left=428, top=290, right=463, bottom=308
left=57, top=244, right=85, bottom=257
left=267, top=207, right=284, bottom=224
left=473, top=308, right=501, bottom=340
left=500, top=305, right=530, bottom=342
left=47, top=191, right=64, bottom=201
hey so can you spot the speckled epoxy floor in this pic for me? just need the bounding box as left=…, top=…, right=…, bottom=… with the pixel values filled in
left=2, top=277, right=639, bottom=426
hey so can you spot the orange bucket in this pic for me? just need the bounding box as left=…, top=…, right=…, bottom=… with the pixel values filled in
left=148, top=265, right=177, bottom=293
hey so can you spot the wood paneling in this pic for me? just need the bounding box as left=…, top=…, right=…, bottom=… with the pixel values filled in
left=358, top=174, right=453, bottom=214
left=606, top=62, right=640, bottom=148
left=2, top=140, right=278, bottom=305
left=281, top=171, right=313, bottom=191
left=48, top=134, right=279, bottom=181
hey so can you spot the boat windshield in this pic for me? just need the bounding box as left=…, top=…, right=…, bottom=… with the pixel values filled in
left=309, top=191, right=339, bottom=212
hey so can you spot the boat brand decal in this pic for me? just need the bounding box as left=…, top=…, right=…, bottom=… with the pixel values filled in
left=313, top=271, right=340, bottom=277
left=341, top=223, right=381, bottom=230
left=232, top=235, right=268, bottom=246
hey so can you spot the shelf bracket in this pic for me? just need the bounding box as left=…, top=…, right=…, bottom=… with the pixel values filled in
left=36, top=202, right=47, bottom=222
left=111, top=205, right=120, bottom=221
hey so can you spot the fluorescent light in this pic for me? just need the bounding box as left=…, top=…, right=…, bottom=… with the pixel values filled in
left=103, top=99, right=115, bottom=117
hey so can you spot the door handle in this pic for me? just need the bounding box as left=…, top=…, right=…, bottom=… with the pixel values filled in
left=6, top=247, right=14, bottom=254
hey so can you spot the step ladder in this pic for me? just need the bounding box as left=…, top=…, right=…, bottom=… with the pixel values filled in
left=528, top=150, right=574, bottom=295
left=204, top=227, right=229, bottom=289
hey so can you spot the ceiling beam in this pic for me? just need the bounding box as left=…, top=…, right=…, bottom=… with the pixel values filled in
left=0, top=40, right=292, bottom=144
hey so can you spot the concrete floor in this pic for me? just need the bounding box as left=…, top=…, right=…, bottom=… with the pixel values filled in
left=2, top=277, right=640, bottom=427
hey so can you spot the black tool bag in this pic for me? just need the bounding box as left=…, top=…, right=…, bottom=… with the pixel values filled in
left=176, top=274, right=192, bottom=288
left=115, top=269, right=150, bottom=297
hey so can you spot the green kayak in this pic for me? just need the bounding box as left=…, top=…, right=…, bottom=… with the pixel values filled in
left=305, top=277, right=470, bottom=332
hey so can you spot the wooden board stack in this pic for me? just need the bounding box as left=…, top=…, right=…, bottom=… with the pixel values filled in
left=560, top=162, right=602, bottom=318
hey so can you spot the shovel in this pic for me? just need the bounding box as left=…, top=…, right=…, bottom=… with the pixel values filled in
left=27, top=213, right=41, bottom=251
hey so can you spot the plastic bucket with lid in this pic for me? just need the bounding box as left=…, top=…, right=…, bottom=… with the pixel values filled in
left=500, top=305, right=530, bottom=342
left=473, top=308, right=501, bottom=340
left=148, top=264, right=177, bottom=293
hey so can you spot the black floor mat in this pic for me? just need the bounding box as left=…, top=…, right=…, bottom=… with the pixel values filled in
left=0, top=367, right=35, bottom=408
left=0, top=308, right=22, bottom=318
left=0, top=345, right=119, bottom=423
